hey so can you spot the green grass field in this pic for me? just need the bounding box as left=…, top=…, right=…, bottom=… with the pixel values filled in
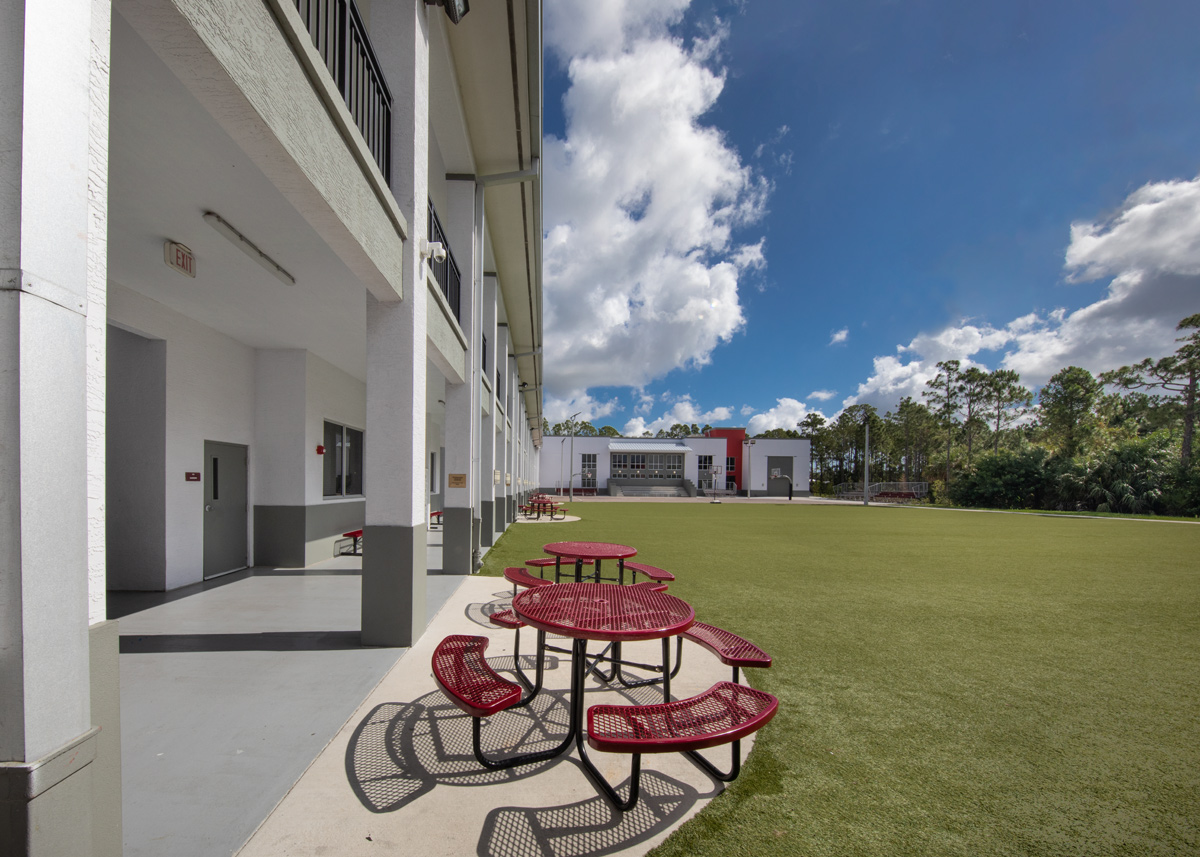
left=481, top=502, right=1200, bottom=856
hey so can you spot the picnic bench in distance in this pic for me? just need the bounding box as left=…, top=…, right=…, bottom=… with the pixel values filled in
left=341, top=529, right=363, bottom=555
left=874, top=491, right=919, bottom=502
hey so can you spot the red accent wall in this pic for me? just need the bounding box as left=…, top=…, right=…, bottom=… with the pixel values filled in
left=705, top=428, right=746, bottom=489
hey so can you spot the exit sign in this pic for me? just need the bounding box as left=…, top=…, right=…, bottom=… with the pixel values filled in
left=164, top=241, right=196, bottom=278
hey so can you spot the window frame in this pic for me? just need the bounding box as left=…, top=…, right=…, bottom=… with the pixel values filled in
left=323, top=420, right=365, bottom=498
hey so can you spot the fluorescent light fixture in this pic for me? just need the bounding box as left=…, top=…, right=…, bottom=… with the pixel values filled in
left=203, top=211, right=295, bottom=286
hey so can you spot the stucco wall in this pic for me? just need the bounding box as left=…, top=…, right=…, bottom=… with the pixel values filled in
left=254, top=350, right=307, bottom=508
left=304, top=351, right=367, bottom=505
left=106, top=326, right=167, bottom=590
left=109, top=282, right=255, bottom=589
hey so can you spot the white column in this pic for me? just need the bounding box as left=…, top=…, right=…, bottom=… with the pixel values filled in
left=1, top=0, right=110, bottom=852
left=360, top=1, right=429, bottom=645
left=441, top=179, right=480, bottom=574
left=480, top=278, right=499, bottom=543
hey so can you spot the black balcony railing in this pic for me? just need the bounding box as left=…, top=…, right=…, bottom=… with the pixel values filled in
left=295, top=0, right=392, bottom=182
left=427, top=201, right=461, bottom=321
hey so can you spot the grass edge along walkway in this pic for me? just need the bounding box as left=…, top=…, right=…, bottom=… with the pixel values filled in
left=482, top=501, right=1200, bottom=857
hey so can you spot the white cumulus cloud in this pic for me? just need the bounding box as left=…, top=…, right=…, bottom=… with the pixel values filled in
left=843, top=174, right=1200, bottom=413
left=807, top=389, right=837, bottom=401
left=621, top=396, right=732, bottom=436
left=745, top=398, right=823, bottom=436
left=829, top=328, right=849, bottom=345
left=541, top=1, right=768, bottom=405
left=543, top=392, right=620, bottom=424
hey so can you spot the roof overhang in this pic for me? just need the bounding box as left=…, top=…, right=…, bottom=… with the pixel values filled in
left=443, top=0, right=543, bottom=433
left=607, top=441, right=695, bottom=453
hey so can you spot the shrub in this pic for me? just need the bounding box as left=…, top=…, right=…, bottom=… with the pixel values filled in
left=948, top=448, right=1052, bottom=510
left=1053, top=432, right=1174, bottom=514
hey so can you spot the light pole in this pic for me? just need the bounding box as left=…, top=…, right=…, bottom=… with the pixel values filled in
left=567, top=411, right=581, bottom=501
left=863, top=416, right=870, bottom=506
left=558, top=437, right=567, bottom=496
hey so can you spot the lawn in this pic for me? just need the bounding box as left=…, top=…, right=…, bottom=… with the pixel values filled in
left=481, top=502, right=1200, bottom=856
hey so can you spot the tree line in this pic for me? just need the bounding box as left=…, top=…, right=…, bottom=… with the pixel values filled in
left=795, top=314, right=1199, bottom=516
left=542, top=419, right=711, bottom=438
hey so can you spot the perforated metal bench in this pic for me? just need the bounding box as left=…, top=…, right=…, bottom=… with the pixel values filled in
left=431, top=635, right=549, bottom=768
left=622, top=561, right=675, bottom=585
left=504, top=566, right=556, bottom=594
left=341, top=529, right=363, bottom=555
left=680, top=622, right=772, bottom=683
left=585, top=681, right=779, bottom=810
left=526, top=556, right=594, bottom=582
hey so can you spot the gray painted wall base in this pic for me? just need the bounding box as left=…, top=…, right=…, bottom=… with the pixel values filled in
left=89, top=621, right=122, bottom=857
left=254, top=501, right=366, bottom=567
left=361, top=525, right=426, bottom=647
left=0, top=727, right=98, bottom=856
left=442, top=508, right=473, bottom=575
left=481, top=501, right=494, bottom=546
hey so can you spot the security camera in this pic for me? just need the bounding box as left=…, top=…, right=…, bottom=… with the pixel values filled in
left=421, top=239, right=447, bottom=264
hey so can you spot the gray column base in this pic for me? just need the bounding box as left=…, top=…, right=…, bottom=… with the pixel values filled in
left=0, top=726, right=99, bottom=857
left=481, top=501, right=494, bottom=546
left=361, top=525, right=426, bottom=647
left=89, top=621, right=122, bottom=857
left=442, top=508, right=473, bottom=576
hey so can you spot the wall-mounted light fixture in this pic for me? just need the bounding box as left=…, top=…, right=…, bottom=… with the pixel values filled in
left=203, top=211, right=295, bottom=286
left=425, top=0, right=468, bottom=24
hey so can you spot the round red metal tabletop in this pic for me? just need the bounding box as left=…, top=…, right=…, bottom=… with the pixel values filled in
left=542, top=541, right=637, bottom=562
left=513, top=582, right=694, bottom=642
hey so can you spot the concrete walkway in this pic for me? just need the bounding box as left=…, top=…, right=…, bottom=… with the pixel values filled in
left=112, top=528, right=462, bottom=857
left=112, top=523, right=748, bottom=857
left=235, top=576, right=741, bottom=857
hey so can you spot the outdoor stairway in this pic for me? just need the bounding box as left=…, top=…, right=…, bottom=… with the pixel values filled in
left=616, top=485, right=689, bottom=498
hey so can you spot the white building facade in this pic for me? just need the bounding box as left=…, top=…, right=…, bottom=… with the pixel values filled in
left=2, top=0, right=543, bottom=852
left=540, top=433, right=811, bottom=498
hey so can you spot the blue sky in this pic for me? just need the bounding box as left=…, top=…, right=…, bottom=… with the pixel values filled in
left=539, top=0, right=1200, bottom=434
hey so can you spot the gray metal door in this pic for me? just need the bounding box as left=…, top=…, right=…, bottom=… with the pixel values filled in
left=767, top=456, right=793, bottom=497
left=203, top=441, right=248, bottom=578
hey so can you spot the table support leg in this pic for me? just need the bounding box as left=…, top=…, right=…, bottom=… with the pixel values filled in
left=574, top=638, right=642, bottom=812
left=610, top=637, right=674, bottom=702
left=469, top=630, right=571, bottom=770
left=509, top=630, right=547, bottom=705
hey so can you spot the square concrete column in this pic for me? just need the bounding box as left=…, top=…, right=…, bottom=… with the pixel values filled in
left=441, top=179, right=481, bottom=574
left=1, top=0, right=112, bottom=853
left=361, top=1, right=430, bottom=646
left=480, top=278, right=499, bottom=544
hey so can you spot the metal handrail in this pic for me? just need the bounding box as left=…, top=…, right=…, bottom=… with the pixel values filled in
left=295, top=0, right=392, bottom=182
left=427, top=200, right=462, bottom=321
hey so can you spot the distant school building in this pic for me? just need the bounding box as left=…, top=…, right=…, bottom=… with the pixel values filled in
left=539, top=428, right=811, bottom=498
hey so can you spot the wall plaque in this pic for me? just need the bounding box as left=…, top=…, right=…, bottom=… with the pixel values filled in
left=448, top=473, right=467, bottom=488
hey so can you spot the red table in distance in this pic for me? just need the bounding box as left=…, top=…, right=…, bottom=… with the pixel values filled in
left=542, top=541, right=637, bottom=583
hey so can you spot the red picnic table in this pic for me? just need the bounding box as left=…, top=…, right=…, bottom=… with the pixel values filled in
left=525, top=499, right=565, bottom=520
left=512, top=582, right=694, bottom=804
left=432, top=582, right=779, bottom=811
left=543, top=540, right=637, bottom=583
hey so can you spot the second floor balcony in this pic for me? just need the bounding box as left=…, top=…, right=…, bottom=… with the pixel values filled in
left=295, top=0, right=391, bottom=182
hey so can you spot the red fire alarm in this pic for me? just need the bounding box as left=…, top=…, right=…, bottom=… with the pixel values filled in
left=316, top=445, right=325, bottom=455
